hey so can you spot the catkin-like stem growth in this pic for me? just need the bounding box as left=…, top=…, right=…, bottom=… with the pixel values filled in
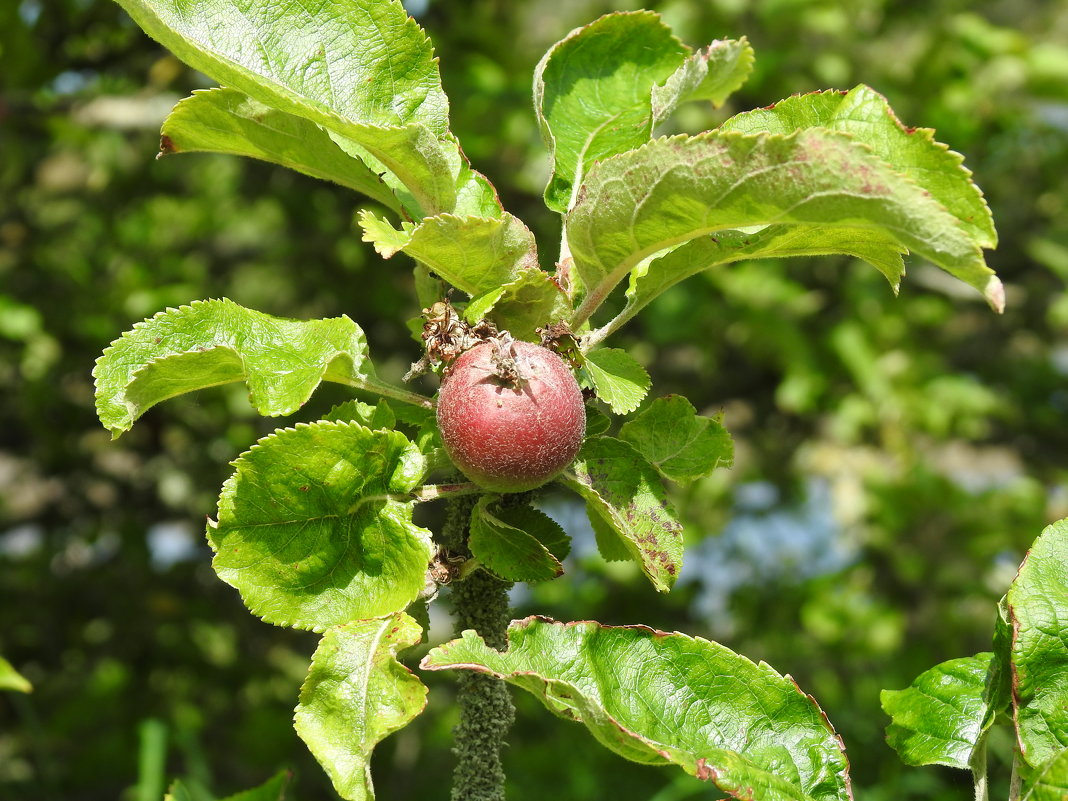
left=441, top=493, right=515, bottom=801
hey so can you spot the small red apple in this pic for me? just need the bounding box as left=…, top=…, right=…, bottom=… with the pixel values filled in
left=436, top=339, right=585, bottom=492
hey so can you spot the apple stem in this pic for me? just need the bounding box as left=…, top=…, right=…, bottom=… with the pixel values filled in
left=411, top=482, right=483, bottom=503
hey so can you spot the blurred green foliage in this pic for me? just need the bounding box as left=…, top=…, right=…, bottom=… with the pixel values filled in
left=1, top=0, right=1066, bottom=799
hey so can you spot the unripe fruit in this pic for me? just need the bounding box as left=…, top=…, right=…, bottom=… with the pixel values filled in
left=436, top=339, right=585, bottom=493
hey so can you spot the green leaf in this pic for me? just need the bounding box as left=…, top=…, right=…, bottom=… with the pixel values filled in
left=390, top=403, right=442, bottom=460
left=465, top=268, right=570, bottom=342
left=221, top=771, right=291, bottom=801
left=582, top=348, right=651, bottom=414
left=160, top=89, right=400, bottom=212
left=295, top=614, right=427, bottom=801
left=164, top=779, right=211, bottom=801
left=584, top=404, right=612, bottom=437
left=469, top=498, right=570, bottom=582
left=330, top=129, right=502, bottom=219
left=94, top=299, right=378, bottom=438
left=619, top=395, right=733, bottom=483
left=880, top=653, right=1004, bottom=770
left=0, top=655, right=32, bottom=693
left=561, top=437, right=682, bottom=591
left=534, top=11, right=687, bottom=212
left=359, top=211, right=538, bottom=297
left=1019, top=749, right=1068, bottom=801
left=208, top=421, right=433, bottom=631
left=651, top=38, right=755, bottom=125
left=718, top=85, right=997, bottom=249
left=602, top=225, right=907, bottom=346
left=423, top=617, right=852, bottom=801
left=324, top=400, right=396, bottom=430
left=113, top=0, right=465, bottom=216
left=566, top=129, right=1004, bottom=330
left=587, top=505, right=633, bottom=562
left=1009, top=518, right=1068, bottom=769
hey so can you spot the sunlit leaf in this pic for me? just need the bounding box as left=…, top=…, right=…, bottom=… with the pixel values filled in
left=208, top=421, right=433, bottom=631
left=0, top=656, right=32, bottom=693
left=651, top=37, right=754, bottom=124
left=604, top=226, right=907, bottom=345
left=566, top=129, right=1003, bottom=330
left=881, top=653, right=1004, bottom=769
left=535, top=11, right=687, bottom=212
left=295, top=614, right=427, bottom=801
left=1009, top=519, right=1068, bottom=769
left=423, top=617, right=852, bottom=801
left=94, top=299, right=381, bottom=437
left=359, top=211, right=538, bottom=297
left=583, top=348, right=651, bottom=414
left=1019, top=749, right=1068, bottom=801
left=160, top=89, right=400, bottom=212
left=324, top=400, right=396, bottom=430
left=114, top=0, right=468, bottom=216
left=465, top=268, right=570, bottom=342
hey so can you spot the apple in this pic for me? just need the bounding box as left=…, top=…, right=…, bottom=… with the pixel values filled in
left=436, top=339, right=585, bottom=492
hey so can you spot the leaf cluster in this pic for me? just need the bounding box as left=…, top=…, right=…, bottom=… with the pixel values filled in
left=882, top=520, right=1068, bottom=801
left=86, top=0, right=1009, bottom=799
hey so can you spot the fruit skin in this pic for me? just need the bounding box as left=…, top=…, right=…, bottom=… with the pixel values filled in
left=436, top=340, right=586, bottom=493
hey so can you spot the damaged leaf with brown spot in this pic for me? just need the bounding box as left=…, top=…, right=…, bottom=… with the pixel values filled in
left=560, top=437, right=682, bottom=591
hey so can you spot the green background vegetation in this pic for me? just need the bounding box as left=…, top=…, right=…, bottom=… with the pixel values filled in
left=2, top=0, right=1067, bottom=799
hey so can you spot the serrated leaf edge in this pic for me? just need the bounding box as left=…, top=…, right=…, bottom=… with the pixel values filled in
left=568, top=127, right=1002, bottom=322
left=93, top=298, right=373, bottom=437
left=209, top=420, right=431, bottom=632
left=295, top=613, right=429, bottom=800
left=422, top=615, right=851, bottom=800
left=583, top=348, right=651, bottom=415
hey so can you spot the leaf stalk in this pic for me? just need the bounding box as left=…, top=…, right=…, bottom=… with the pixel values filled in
left=344, top=375, right=436, bottom=409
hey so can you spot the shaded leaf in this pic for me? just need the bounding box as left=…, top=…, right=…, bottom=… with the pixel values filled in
left=1019, top=749, right=1068, bottom=801
left=583, top=348, right=651, bottom=414
left=0, top=656, right=32, bottom=693
left=423, top=617, right=852, bottom=801
left=222, top=771, right=292, bottom=801
left=469, top=499, right=570, bottom=583
left=719, top=85, right=997, bottom=249
left=164, top=779, right=211, bottom=801
left=561, top=437, right=682, bottom=591
left=881, top=653, right=1004, bottom=770
left=1009, top=519, right=1068, bottom=769
left=619, top=395, right=733, bottom=482
left=535, top=11, right=687, bottom=212
left=602, top=225, right=907, bottom=346
left=652, top=37, right=755, bottom=125
left=465, top=268, right=570, bottom=342
left=295, top=614, right=427, bottom=801
left=587, top=505, right=633, bottom=563
left=160, top=89, right=400, bottom=212
left=94, top=299, right=380, bottom=438
left=584, top=404, right=612, bottom=437
left=390, top=403, right=442, bottom=460
left=208, top=421, right=433, bottom=631
left=566, top=129, right=1003, bottom=331
left=359, top=211, right=538, bottom=297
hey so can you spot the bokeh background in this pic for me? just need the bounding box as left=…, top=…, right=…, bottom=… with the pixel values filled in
left=2, top=0, right=1067, bottom=799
